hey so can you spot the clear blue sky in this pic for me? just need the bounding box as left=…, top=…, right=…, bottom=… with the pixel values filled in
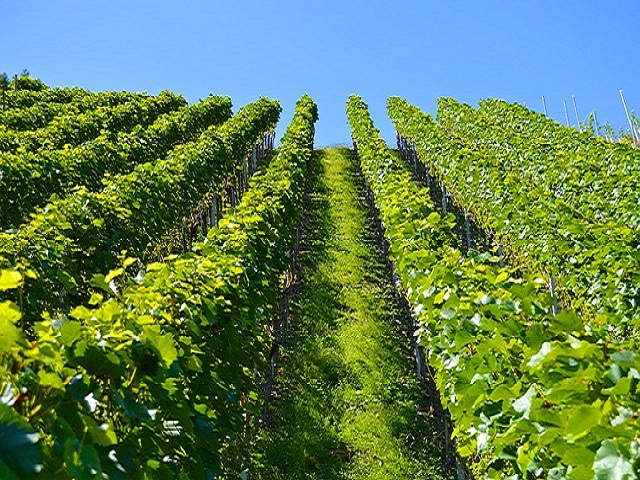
left=2, top=1, right=639, bottom=146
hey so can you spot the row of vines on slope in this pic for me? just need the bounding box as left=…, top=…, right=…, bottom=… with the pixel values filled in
left=0, top=91, right=185, bottom=154
left=440, top=98, right=640, bottom=231
left=1, top=85, right=142, bottom=110
left=0, top=95, right=232, bottom=230
left=0, top=94, right=318, bottom=479
left=347, top=95, right=639, bottom=479
left=0, top=97, right=280, bottom=327
left=0, top=90, right=147, bottom=131
left=390, top=97, right=639, bottom=343
left=438, top=99, right=640, bottom=330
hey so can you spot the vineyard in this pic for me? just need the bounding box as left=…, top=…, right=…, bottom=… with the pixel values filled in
left=0, top=80, right=638, bottom=479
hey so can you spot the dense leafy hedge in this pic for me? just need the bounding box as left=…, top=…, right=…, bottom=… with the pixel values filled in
left=0, top=98, right=279, bottom=326
left=0, top=91, right=147, bottom=131
left=0, top=94, right=317, bottom=478
left=347, top=95, right=639, bottom=479
left=0, top=91, right=185, bottom=153
left=476, top=98, right=640, bottom=232
left=1, top=86, right=136, bottom=109
left=0, top=95, right=232, bottom=230
left=391, top=97, right=639, bottom=340
left=0, top=74, right=47, bottom=93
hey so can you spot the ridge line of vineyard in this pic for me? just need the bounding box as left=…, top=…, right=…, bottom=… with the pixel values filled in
left=2, top=85, right=148, bottom=110
left=0, top=91, right=185, bottom=154
left=0, top=90, right=149, bottom=131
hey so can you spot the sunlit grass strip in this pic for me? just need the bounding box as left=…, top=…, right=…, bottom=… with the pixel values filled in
left=251, top=147, right=443, bottom=479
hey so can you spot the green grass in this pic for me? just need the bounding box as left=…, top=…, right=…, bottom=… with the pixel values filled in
left=249, top=148, right=443, bottom=479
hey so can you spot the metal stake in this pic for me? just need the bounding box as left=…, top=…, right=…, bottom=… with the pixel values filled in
left=549, top=276, right=560, bottom=315
left=442, top=185, right=447, bottom=214
left=542, top=95, right=548, bottom=117
left=464, top=210, right=472, bottom=249
left=563, top=100, right=570, bottom=126
left=572, top=95, right=581, bottom=131
left=620, top=89, right=638, bottom=147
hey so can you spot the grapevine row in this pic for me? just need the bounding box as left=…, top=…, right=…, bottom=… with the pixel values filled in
left=477, top=99, right=640, bottom=231
left=0, top=90, right=148, bottom=131
left=439, top=98, right=640, bottom=233
left=0, top=94, right=317, bottom=478
left=389, top=97, right=639, bottom=339
left=0, top=98, right=280, bottom=326
left=0, top=95, right=232, bottom=230
left=1, top=85, right=142, bottom=110
left=347, top=94, right=639, bottom=479
left=0, top=90, right=185, bottom=153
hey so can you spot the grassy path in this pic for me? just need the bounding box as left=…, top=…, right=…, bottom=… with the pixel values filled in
left=250, top=147, right=443, bottom=479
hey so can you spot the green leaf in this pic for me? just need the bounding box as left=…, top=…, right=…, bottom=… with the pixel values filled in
left=162, top=378, right=178, bottom=395
left=426, top=211, right=440, bottom=223
left=566, top=405, right=602, bottom=442
left=606, top=377, right=632, bottom=396
left=65, top=441, right=103, bottom=480
left=187, top=355, right=203, bottom=372
left=562, top=445, right=596, bottom=467
left=0, top=421, right=42, bottom=477
left=527, top=341, right=552, bottom=368
left=433, top=289, right=447, bottom=305
left=123, top=257, right=137, bottom=268
left=489, top=384, right=516, bottom=402
left=512, top=386, right=536, bottom=419
left=0, top=271, right=22, bottom=291
left=494, top=271, right=509, bottom=284
left=104, top=268, right=124, bottom=283
left=84, top=417, right=117, bottom=447
left=143, top=326, right=177, bottom=368
left=77, top=346, right=122, bottom=378
left=58, top=269, right=78, bottom=293
left=440, top=307, right=456, bottom=320
left=0, top=301, right=21, bottom=325
left=550, top=310, right=582, bottom=334
left=593, top=440, right=636, bottom=480
left=517, top=443, right=536, bottom=475
left=0, top=303, right=21, bottom=353
left=59, top=320, right=82, bottom=346
left=88, top=293, right=103, bottom=306
left=612, top=350, right=634, bottom=365
left=89, top=274, right=112, bottom=294
left=37, top=371, right=64, bottom=390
